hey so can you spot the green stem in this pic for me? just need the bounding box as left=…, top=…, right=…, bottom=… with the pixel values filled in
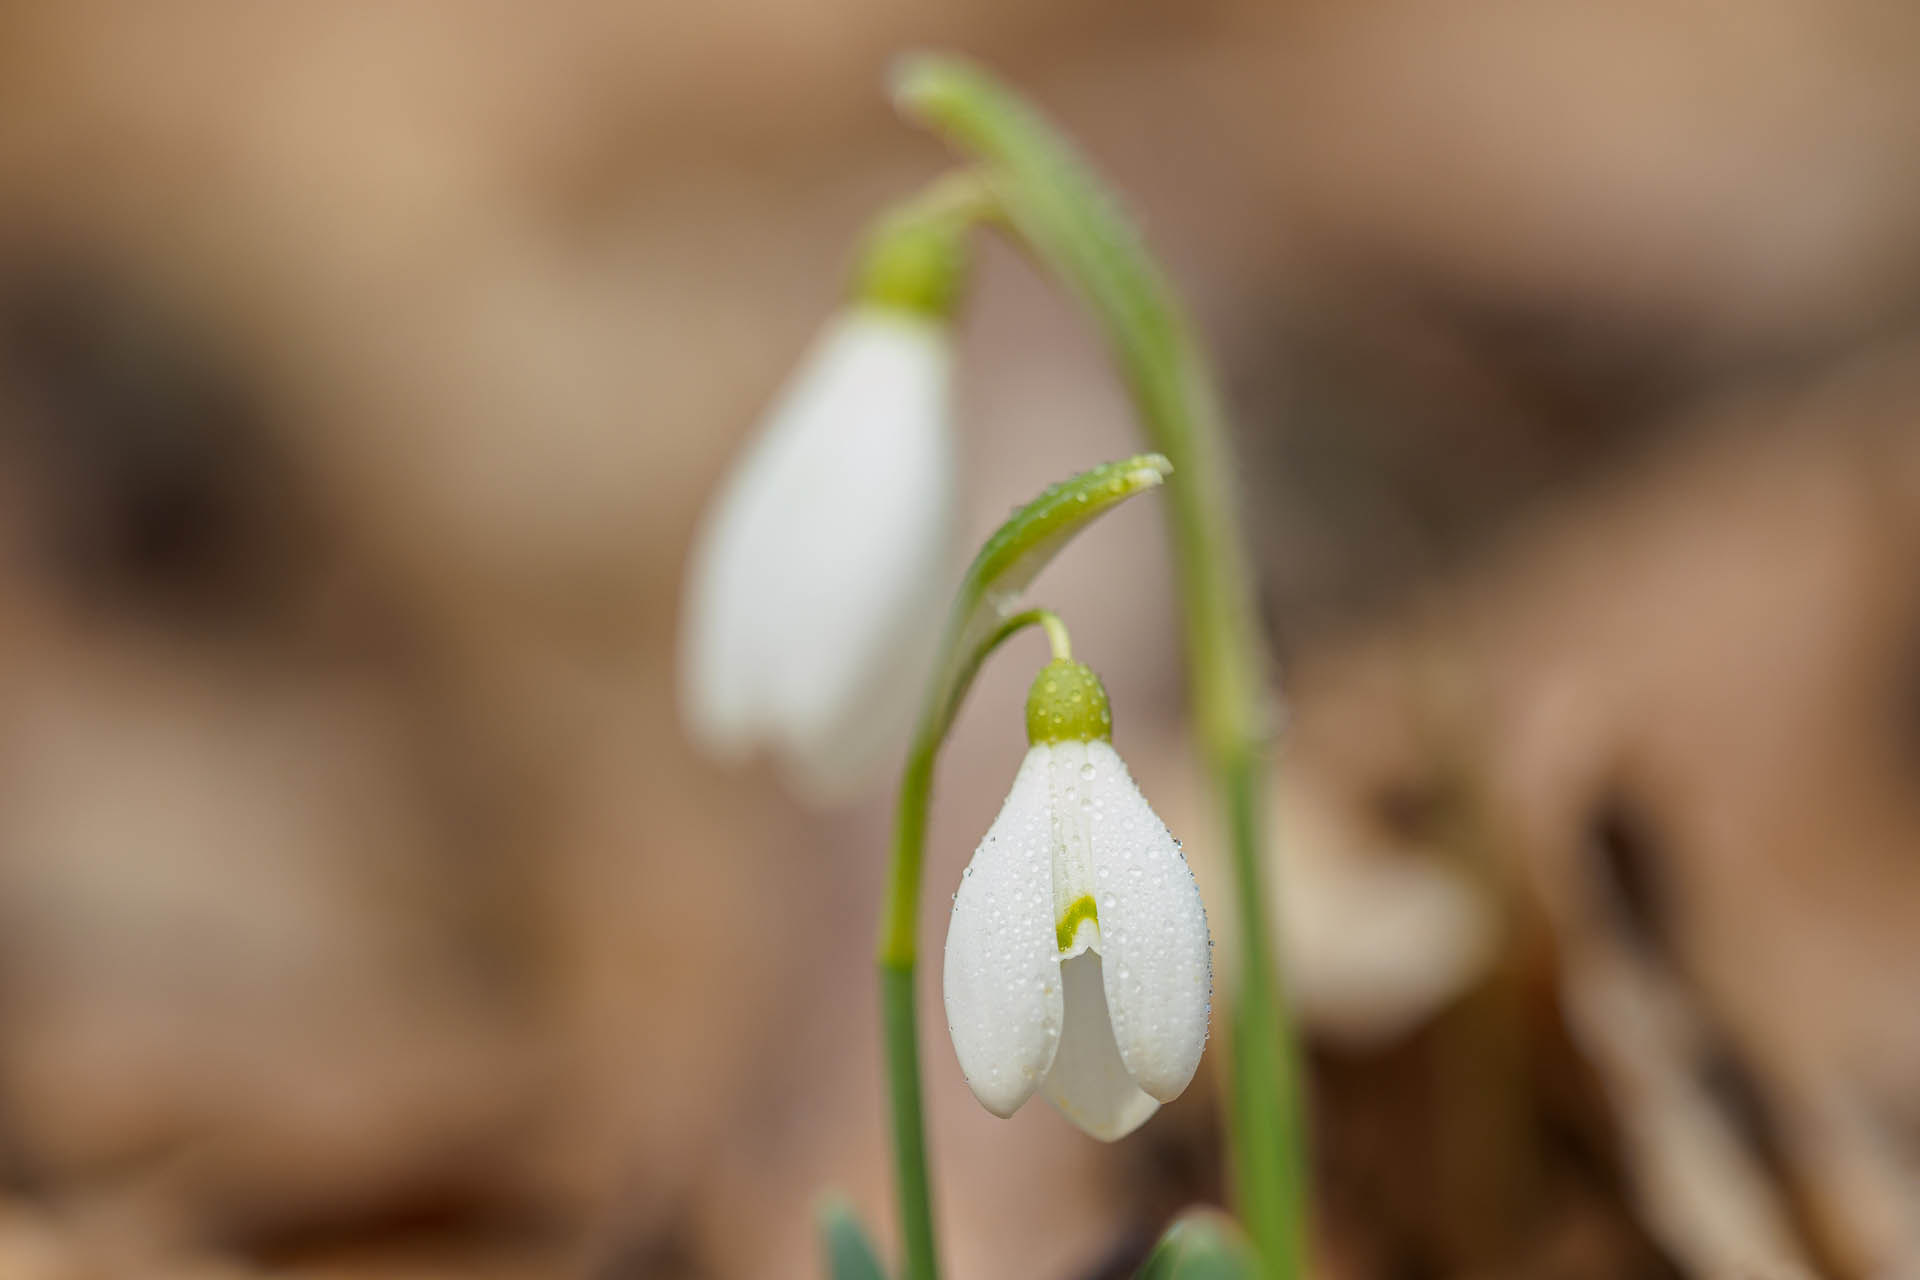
left=880, top=742, right=938, bottom=1280
left=895, top=56, right=1306, bottom=1277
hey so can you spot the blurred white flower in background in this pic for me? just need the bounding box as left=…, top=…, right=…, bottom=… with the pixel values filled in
left=944, top=659, right=1212, bottom=1141
left=679, top=303, right=957, bottom=797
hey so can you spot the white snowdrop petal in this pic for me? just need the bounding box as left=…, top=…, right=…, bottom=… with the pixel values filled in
left=1085, top=740, right=1212, bottom=1103
left=1040, top=952, right=1161, bottom=1141
left=679, top=307, right=954, bottom=793
left=943, top=745, right=1065, bottom=1118
left=680, top=439, right=783, bottom=757
left=759, top=315, right=954, bottom=767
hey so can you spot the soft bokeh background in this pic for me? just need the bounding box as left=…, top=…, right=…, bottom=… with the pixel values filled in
left=0, top=2, right=1918, bottom=1276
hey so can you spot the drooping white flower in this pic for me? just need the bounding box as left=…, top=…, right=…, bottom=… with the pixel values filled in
left=679, top=303, right=956, bottom=796
left=944, top=659, right=1211, bottom=1141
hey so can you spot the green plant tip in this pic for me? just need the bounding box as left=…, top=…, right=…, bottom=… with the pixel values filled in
left=1025, top=658, right=1112, bottom=745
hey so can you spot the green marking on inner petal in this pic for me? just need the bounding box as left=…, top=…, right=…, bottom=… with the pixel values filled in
left=1055, top=893, right=1099, bottom=953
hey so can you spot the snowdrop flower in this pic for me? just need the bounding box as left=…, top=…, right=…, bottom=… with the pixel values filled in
left=944, top=658, right=1211, bottom=1140
left=680, top=217, right=967, bottom=797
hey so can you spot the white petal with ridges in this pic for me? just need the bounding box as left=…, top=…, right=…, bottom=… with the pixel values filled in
left=943, top=746, right=1063, bottom=1117
left=1041, top=952, right=1161, bottom=1141
left=1085, top=740, right=1212, bottom=1102
left=679, top=306, right=954, bottom=795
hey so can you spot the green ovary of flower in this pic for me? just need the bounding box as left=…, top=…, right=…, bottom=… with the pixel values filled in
left=1024, top=659, right=1112, bottom=745
left=852, top=210, right=970, bottom=318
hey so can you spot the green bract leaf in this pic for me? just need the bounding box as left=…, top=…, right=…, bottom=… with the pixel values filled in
left=817, top=1196, right=890, bottom=1280
left=928, top=452, right=1170, bottom=736
left=966, top=453, right=1172, bottom=613
left=1136, top=1210, right=1257, bottom=1280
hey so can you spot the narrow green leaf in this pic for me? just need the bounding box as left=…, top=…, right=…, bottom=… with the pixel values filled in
left=817, top=1195, right=890, bottom=1280
left=1136, top=1210, right=1257, bottom=1280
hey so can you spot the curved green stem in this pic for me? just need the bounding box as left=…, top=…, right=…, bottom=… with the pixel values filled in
left=875, top=459, right=1170, bottom=1280
left=1027, top=609, right=1074, bottom=662
left=895, top=56, right=1306, bottom=1278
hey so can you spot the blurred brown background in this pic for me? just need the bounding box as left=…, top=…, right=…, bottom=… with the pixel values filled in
left=0, top=2, right=1917, bottom=1276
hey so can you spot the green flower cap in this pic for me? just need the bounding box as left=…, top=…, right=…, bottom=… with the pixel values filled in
left=1025, top=658, right=1112, bottom=745
left=850, top=207, right=970, bottom=318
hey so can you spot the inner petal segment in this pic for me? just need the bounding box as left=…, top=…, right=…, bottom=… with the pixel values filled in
left=1040, top=952, right=1160, bottom=1141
